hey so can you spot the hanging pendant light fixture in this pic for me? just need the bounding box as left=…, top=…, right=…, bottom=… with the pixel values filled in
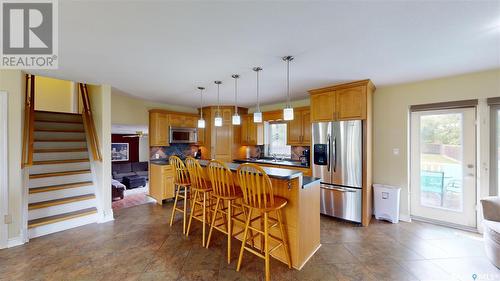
left=231, top=74, right=241, bottom=125
left=214, top=80, right=223, bottom=127
left=197, top=86, right=205, bottom=128
left=282, top=56, right=294, bottom=121
left=253, top=67, right=263, bottom=123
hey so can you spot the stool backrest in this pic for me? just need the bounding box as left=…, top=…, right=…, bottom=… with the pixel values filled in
left=185, top=157, right=208, bottom=189
left=208, top=160, right=238, bottom=197
left=237, top=163, right=274, bottom=208
left=169, top=155, right=189, bottom=185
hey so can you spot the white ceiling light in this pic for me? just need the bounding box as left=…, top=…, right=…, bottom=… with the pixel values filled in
left=214, top=80, right=223, bottom=127
left=253, top=67, right=263, bottom=123
left=231, top=74, right=241, bottom=125
left=197, top=86, right=205, bottom=128
left=282, top=56, right=294, bottom=121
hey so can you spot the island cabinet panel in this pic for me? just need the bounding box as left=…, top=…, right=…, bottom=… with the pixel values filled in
left=287, top=107, right=311, bottom=146
left=149, top=164, right=174, bottom=204
left=199, top=164, right=321, bottom=270
left=336, top=85, right=367, bottom=120
left=310, top=91, right=336, bottom=122
left=149, top=112, right=169, bottom=146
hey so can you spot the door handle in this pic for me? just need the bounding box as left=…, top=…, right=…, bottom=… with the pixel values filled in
left=327, top=134, right=331, bottom=172
left=333, top=136, right=337, bottom=173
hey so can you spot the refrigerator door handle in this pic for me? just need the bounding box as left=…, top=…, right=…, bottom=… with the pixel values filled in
left=327, top=134, right=331, bottom=172
left=333, top=136, right=337, bottom=173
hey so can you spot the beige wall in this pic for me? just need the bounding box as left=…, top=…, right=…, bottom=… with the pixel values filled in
left=0, top=70, right=25, bottom=240
left=87, top=84, right=113, bottom=222
left=35, top=76, right=75, bottom=113
left=373, top=69, right=500, bottom=218
left=111, top=91, right=197, bottom=126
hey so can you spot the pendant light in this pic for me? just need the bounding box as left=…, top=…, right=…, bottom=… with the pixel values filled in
left=282, top=56, right=294, bottom=121
left=231, top=74, right=241, bottom=125
left=253, top=67, right=263, bottom=123
left=214, top=80, right=223, bottom=127
left=197, top=87, right=205, bottom=128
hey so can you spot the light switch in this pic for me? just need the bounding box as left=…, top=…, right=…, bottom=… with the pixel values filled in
left=155, top=153, right=160, bottom=159
left=392, top=148, right=400, bottom=156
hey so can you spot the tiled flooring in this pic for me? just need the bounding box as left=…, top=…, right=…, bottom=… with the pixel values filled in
left=1, top=202, right=499, bottom=281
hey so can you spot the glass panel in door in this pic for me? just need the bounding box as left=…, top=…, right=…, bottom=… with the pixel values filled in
left=410, top=108, right=476, bottom=227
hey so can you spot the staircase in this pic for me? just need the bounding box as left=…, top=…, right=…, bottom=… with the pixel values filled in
left=27, top=110, right=98, bottom=238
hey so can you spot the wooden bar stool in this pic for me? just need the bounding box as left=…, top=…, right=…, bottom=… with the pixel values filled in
left=236, top=163, right=291, bottom=281
left=206, top=160, right=247, bottom=264
left=185, top=157, right=213, bottom=247
left=169, top=155, right=191, bottom=234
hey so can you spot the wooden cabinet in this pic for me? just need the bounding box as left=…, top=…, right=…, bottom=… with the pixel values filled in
left=310, top=91, right=335, bottom=122
left=241, top=115, right=263, bottom=145
left=169, top=114, right=197, bottom=127
left=336, top=85, right=367, bottom=120
left=149, top=112, right=169, bottom=146
left=287, top=107, right=310, bottom=146
left=214, top=108, right=233, bottom=162
left=149, top=163, right=175, bottom=204
left=309, top=80, right=373, bottom=122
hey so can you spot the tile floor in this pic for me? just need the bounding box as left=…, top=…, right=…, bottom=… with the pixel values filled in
left=1, top=202, right=498, bottom=281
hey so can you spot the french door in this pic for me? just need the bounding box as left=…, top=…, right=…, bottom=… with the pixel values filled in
left=410, top=107, right=476, bottom=227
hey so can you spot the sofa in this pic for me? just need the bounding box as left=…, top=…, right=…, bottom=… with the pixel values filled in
left=112, top=161, right=149, bottom=182
left=480, top=196, right=500, bottom=268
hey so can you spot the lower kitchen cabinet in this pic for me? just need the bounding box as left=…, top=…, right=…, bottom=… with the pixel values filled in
left=149, top=163, right=175, bottom=204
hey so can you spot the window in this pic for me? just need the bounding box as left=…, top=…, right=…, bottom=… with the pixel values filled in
left=264, top=122, right=291, bottom=158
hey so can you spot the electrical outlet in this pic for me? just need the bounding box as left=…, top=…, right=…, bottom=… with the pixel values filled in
left=155, top=153, right=160, bottom=159
left=4, top=214, right=12, bottom=224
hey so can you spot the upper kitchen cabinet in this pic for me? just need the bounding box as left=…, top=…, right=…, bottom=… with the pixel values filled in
left=241, top=114, right=263, bottom=146
left=149, top=112, right=169, bottom=146
left=308, top=79, right=375, bottom=122
left=287, top=107, right=310, bottom=146
left=310, top=91, right=335, bottom=122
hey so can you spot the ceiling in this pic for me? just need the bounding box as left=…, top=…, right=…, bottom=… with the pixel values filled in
left=32, top=1, right=500, bottom=107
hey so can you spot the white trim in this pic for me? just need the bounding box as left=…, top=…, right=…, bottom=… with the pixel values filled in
left=7, top=236, right=24, bottom=248
left=98, top=208, right=114, bottom=223
left=399, top=213, right=412, bottom=222
left=0, top=91, right=8, bottom=249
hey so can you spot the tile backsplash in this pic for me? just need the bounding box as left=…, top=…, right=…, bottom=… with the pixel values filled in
left=150, top=144, right=199, bottom=160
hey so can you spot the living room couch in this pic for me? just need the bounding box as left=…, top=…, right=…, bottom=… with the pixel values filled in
left=112, top=161, right=149, bottom=182
left=480, top=196, right=500, bottom=268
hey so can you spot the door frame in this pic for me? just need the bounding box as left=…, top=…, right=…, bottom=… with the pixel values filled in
left=409, top=106, right=478, bottom=230
left=490, top=104, right=500, bottom=196
left=0, top=91, right=8, bottom=249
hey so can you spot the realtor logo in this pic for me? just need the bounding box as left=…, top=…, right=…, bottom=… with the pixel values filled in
left=1, top=0, right=58, bottom=69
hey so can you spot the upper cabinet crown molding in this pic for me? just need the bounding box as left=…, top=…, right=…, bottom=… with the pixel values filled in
left=309, top=79, right=375, bottom=122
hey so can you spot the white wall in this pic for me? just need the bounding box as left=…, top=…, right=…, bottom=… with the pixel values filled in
left=0, top=91, right=9, bottom=248
left=88, top=84, right=113, bottom=222
left=139, top=137, right=150, bottom=162
left=0, top=70, right=24, bottom=242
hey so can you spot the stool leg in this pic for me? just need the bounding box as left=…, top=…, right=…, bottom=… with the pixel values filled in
left=264, top=212, right=270, bottom=281
left=227, top=199, right=232, bottom=264
left=237, top=208, right=252, bottom=272
left=206, top=197, right=220, bottom=249
left=277, top=209, right=292, bottom=269
left=186, top=189, right=198, bottom=237
left=202, top=192, right=207, bottom=247
left=169, top=184, right=180, bottom=227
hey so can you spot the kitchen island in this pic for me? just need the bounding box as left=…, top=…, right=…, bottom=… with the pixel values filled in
left=197, top=160, right=321, bottom=270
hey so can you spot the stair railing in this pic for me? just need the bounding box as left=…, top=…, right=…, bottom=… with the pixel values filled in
left=22, top=74, right=35, bottom=168
left=78, top=83, right=102, bottom=162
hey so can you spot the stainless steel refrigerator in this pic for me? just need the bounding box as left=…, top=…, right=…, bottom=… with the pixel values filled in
left=312, top=121, right=363, bottom=223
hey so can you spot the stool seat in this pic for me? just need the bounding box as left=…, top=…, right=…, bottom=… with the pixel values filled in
left=244, top=195, right=287, bottom=212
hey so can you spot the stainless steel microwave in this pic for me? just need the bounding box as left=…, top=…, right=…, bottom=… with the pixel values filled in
left=169, top=127, right=198, bottom=144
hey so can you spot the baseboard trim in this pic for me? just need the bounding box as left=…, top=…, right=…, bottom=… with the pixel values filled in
left=399, top=214, right=412, bottom=222
left=411, top=215, right=478, bottom=233
left=7, top=236, right=25, bottom=248
left=98, top=208, right=114, bottom=223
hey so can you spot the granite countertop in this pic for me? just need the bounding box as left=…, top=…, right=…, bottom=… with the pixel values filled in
left=233, top=158, right=309, bottom=169
left=198, top=160, right=302, bottom=180
left=150, top=159, right=170, bottom=165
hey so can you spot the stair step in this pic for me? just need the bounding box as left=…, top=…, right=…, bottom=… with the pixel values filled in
left=35, top=110, right=82, bottom=116
left=33, top=159, right=89, bottom=165
left=29, top=181, right=93, bottom=194
left=29, top=169, right=91, bottom=179
left=34, top=148, right=87, bottom=153
left=34, top=111, right=83, bottom=123
left=35, top=139, right=87, bottom=142
left=34, top=119, right=83, bottom=124
left=28, top=207, right=97, bottom=228
left=35, top=129, right=85, bottom=133
left=28, top=194, right=95, bottom=210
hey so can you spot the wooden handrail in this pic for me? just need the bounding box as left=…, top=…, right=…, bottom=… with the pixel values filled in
left=22, top=74, right=36, bottom=168
left=78, top=83, right=102, bottom=162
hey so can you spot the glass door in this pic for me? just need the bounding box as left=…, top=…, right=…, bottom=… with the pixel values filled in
left=410, top=108, right=476, bottom=227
